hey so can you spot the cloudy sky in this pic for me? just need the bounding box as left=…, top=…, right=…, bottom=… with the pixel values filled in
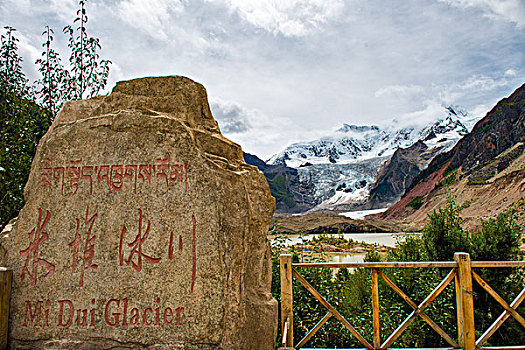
left=2, top=0, right=524, bottom=159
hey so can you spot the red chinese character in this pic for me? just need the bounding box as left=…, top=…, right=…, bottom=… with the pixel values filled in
left=119, top=209, right=161, bottom=272
left=191, top=214, right=196, bottom=293
left=19, top=208, right=56, bottom=286
left=168, top=231, right=183, bottom=260
left=68, top=206, right=98, bottom=287
left=167, top=215, right=197, bottom=293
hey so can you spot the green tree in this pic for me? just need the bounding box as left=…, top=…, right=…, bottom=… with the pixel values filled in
left=35, top=26, right=67, bottom=116
left=34, top=0, right=111, bottom=114
left=469, top=206, right=525, bottom=345
left=0, top=27, right=50, bottom=230
left=0, top=27, right=30, bottom=95
left=62, top=0, right=111, bottom=101
left=421, top=202, right=470, bottom=261
left=386, top=202, right=525, bottom=346
left=1, top=1, right=112, bottom=229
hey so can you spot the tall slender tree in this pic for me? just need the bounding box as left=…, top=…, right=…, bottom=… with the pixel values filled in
left=34, top=0, right=111, bottom=118
left=0, top=27, right=29, bottom=96
left=62, top=0, right=111, bottom=101
left=35, top=26, right=66, bottom=116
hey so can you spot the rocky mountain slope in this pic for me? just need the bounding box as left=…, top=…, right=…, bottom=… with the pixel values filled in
left=262, top=108, right=470, bottom=212
left=383, top=84, right=525, bottom=228
left=244, top=152, right=313, bottom=212
left=368, top=140, right=435, bottom=208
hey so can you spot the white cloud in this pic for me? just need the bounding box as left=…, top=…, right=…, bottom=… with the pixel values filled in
left=49, top=0, right=76, bottom=23
left=504, top=68, right=518, bottom=77
left=1, top=0, right=524, bottom=159
left=207, top=0, right=345, bottom=37
left=118, top=0, right=185, bottom=40
left=440, top=0, right=525, bottom=28
left=426, top=73, right=521, bottom=104
left=210, top=97, right=329, bottom=158
left=2, top=0, right=32, bottom=14
left=469, top=103, right=491, bottom=122
left=210, top=97, right=252, bottom=133
left=17, top=36, right=40, bottom=77
left=374, top=72, right=523, bottom=132
left=386, top=102, right=447, bottom=130
left=457, top=74, right=510, bottom=91
left=375, top=84, right=424, bottom=98
left=106, top=62, right=123, bottom=90
left=0, top=0, right=75, bottom=24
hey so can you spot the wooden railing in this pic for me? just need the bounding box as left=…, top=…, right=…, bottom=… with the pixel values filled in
left=279, top=253, right=525, bottom=350
left=0, top=269, right=12, bottom=350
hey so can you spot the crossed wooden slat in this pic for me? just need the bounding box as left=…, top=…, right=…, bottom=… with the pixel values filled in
left=473, top=271, right=525, bottom=347
left=378, top=269, right=459, bottom=348
left=292, top=268, right=373, bottom=349
left=292, top=267, right=459, bottom=349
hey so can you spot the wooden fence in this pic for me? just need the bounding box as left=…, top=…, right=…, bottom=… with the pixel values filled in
left=0, top=269, right=12, bottom=350
left=279, top=252, right=525, bottom=350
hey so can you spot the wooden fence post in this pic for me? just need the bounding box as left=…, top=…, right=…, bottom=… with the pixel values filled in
left=280, top=254, right=294, bottom=348
left=0, top=268, right=12, bottom=350
left=371, top=268, right=380, bottom=348
left=455, top=252, right=475, bottom=350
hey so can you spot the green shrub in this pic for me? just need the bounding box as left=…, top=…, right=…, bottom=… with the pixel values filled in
left=421, top=203, right=470, bottom=261
left=436, top=169, right=458, bottom=189
left=407, top=196, right=424, bottom=210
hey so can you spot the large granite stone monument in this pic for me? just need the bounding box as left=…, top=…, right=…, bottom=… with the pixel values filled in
left=0, top=76, right=277, bottom=349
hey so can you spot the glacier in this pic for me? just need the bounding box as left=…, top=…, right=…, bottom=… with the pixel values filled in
left=266, top=106, right=472, bottom=211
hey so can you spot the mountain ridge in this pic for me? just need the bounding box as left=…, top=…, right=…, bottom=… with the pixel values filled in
left=250, top=107, right=473, bottom=213
left=383, top=83, right=525, bottom=227
left=267, top=108, right=469, bottom=170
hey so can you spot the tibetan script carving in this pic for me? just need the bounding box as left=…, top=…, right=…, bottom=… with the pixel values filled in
left=40, top=157, right=189, bottom=196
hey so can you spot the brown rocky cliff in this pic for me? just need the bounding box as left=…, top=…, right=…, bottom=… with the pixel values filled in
left=369, top=140, right=437, bottom=209
left=407, top=83, right=525, bottom=188
left=383, top=83, right=525, bottom=227
left=447, top=83, right=525, bottom=174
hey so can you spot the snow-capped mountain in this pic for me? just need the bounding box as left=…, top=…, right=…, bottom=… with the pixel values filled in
left=266, top=124, right=399, bottom=167
left=264, top=107, right=472, bottom=212
left=420, top=114, right=469, bottom=151
left=267, top=108, right=469, bottom=168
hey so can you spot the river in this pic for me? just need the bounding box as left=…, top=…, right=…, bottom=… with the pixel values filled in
left=271, top=232, right=400, bottom=248
left=270, top=232, right=408, bottom=263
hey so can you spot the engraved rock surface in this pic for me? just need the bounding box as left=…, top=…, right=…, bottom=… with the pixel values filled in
left=1, top=76, right=277, bottom=349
